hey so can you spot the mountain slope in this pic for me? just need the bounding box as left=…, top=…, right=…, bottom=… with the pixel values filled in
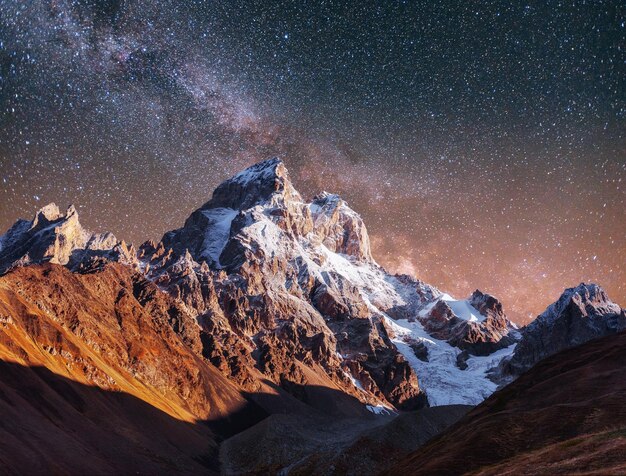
left=220, top=404, right=471, bottom=475
left=0, top=263, right=256, bottom=424
left=388, top=330, right=626, bottom=475
left=0, top=361, right=218, bottom=476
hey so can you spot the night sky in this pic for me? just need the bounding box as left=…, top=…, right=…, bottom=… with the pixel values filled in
left=0, top=1, right=624, bottom=323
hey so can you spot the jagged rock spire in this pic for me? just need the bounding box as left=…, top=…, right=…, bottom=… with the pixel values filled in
left=0, top=203, right=134, bottom=274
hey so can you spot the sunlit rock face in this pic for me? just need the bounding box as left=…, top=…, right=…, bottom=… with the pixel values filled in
left=0, top=203, right=135, bottom=274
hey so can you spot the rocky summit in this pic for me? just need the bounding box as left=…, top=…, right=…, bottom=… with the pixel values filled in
left=0, top=158, right=624, bottom=474
left=502, top=282, right=626, bottom=377
left=0, top=202, right=136, bottom=274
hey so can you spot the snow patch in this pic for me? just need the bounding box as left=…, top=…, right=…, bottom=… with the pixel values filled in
left=199, top=208, right=237, bottom=266
left=343, top=370, right=365, bottom=392
left=388, top=317, right=515, bottom=406
left=441, top=294, right=486, bottom=322
left=366, top=404, right=393, bottom=415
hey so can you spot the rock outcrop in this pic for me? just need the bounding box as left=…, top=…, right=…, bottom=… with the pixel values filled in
left=419, top=290, right=518, bottom=355
left=0, top=263, right=251, bottom=422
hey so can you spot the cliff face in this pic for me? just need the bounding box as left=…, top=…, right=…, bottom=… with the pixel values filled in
left=0, top=262, right=271, bottom=474
left=0, top=263, right=249, bottom=423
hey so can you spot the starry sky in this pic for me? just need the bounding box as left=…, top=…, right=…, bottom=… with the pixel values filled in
left=0, top=0, right=624, bottom=323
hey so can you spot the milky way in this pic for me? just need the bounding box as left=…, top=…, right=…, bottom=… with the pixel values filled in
left=0, top=1, right=624, bottom=323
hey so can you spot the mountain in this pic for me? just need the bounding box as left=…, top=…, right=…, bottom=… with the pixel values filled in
left=0, top=157, right=623, bottom=474
left=138, top=158, right=520, bottom=409
left=0, top=203, right=135, bottom=274
left=502, top=283, right=626, bottom=377
left=388, top=329, right=626, bottom=476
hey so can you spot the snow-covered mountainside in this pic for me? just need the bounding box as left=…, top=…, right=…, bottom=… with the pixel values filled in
left=142, top=158, right=520, bottom=407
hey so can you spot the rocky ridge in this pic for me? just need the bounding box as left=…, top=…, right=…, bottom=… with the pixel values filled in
left=0, top=203, right=136, bottom=275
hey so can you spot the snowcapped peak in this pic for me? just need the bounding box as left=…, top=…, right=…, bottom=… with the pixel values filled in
left=201, top=157, right=302, bottom=210
left=31, top=203, right=63, bottom=228
left=230, top=157, right=284, bottom=186
left=507, top=283, right=625, bottom=376
left=30, top=203, right=82, bottom=232
left=535, top=282, right=621, bottom=328
left=567, top=282, right=608, bottom=301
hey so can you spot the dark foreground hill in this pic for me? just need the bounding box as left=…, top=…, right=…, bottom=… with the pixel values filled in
left=388, top=330, right=626, bottom=476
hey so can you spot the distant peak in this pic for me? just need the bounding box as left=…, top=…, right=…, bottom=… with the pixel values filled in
left=312, top=191, right=341, bottom=204
left=560, top=282, right=607, bottom=303
left=228, top=157, right=287, bottom=191
left=534, top=282, right=621, bottom=327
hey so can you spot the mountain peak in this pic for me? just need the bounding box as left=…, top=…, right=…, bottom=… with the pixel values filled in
left=30, top=203, right=81, bottom=230
left=31, top=203, right=63, bottom=227
left=0, top=204, right=134, bottom=274
left=230, top=157, right=284, bottom=186
left=565, top=282, right=607, bottom=301
left=202, top=157, right=301, bottom=210
left=505, top=282, right=625, bottom=376
left=546, top=282, right=619, bottom=323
